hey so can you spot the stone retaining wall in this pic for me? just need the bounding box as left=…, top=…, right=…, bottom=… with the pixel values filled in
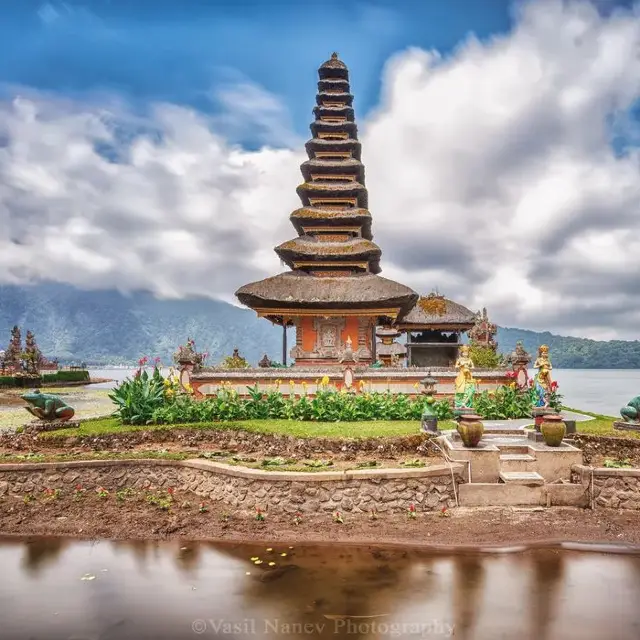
left=0, top=459, right=463, bottom=514
left=572, top=465, right=640, bottom=510
left=570, top=434, right=640, bottom=467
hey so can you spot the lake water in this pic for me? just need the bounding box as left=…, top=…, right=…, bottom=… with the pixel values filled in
left=0, top=538, right=638, bottom=640
left=89, top=368, right=640, bottom=418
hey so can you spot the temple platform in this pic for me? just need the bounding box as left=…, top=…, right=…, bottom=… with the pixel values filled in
left=188, top=366, right=511, bottom=398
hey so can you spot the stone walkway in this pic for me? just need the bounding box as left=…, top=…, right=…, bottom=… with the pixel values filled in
left=482, top=410, right=594, bottom=433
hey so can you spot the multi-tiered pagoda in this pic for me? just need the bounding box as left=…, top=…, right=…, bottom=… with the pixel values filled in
left=236, top=53, right=418, bottom=367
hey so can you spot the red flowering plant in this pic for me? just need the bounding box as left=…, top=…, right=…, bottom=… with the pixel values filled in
left=407, top=504, right=417, bottom=519
left=73, top=484, right=85, bottom=501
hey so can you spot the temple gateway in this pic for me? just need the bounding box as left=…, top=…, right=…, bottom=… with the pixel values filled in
left=189, top=54, right=510, bottom=396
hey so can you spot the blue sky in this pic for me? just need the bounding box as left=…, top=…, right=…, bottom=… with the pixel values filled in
left=0, top=0, right=519, bottom=136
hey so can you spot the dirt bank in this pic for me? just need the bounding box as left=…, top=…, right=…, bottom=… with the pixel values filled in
left=2, top=488, right=639, bottom=546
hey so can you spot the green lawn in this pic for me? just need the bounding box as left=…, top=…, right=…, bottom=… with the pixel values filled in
left=565, top=407, right=640, bottom=439
left=42, top=417, right=457, bottom=440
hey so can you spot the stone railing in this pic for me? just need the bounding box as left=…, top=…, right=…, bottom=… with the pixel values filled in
left=0, top=459, right=464, bottom=514
left=572, top=465, right=640, bottom=510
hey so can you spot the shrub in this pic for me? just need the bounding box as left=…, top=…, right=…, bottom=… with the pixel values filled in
left=149, top=384, right=455, bottom=424
left=109, top=364, right=166, bottom=424
left=469, top=346, right=505, bottom=369
left=43, top=370, right=90, bottom=383
left=0, top=375, right=15, bottom=387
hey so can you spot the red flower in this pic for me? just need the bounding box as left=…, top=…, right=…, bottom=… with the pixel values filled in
left=550, top=381, right=558, bottom=391
left=505, top=371, right=516, bottom=379
left=76, top=484, right=83, bottom=491
left=138, top=356, right=149, bottom=367
left=167, top=487, right=175, bottom=496
left=409, top=504, right=416, bottom=512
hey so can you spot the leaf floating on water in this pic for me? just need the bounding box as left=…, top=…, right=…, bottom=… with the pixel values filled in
left=250, top=556, right=259, bottom=561
left=245, top=572, right=251, bottom=575
left=268, top=562, right=276, bottom=567
left=266, top=548, right=273, bottom=552
left=80, top=574, right=96, bottom=581
left=254, top=560, right=263, bottom=565
left=280, top=553, right=288, bottom=557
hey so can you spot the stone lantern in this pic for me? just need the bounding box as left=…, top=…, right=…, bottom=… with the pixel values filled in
left=420, top=372, right=439, bottom=434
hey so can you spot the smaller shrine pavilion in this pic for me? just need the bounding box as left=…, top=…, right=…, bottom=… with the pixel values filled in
left=396, top=293, right=477, bottom=367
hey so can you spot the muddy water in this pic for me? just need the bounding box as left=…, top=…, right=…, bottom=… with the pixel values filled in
left=0, top=539, right=638, bottom=640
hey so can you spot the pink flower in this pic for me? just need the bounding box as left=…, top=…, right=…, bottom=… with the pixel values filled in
left=138, top=356, right=148, bottom=367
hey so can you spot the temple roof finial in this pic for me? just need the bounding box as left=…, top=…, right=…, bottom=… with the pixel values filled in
left=331, top=52, right=339, bottom=59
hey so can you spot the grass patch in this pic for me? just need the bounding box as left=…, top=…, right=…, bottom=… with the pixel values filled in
left=41, top=417, right=456, bottom=440
left=564, top=407, right=640, bottom=439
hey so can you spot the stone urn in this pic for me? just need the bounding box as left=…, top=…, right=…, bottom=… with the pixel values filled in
left=540, top=413, right=566, bottom=447
left=457, top=414, right=484, bottom=448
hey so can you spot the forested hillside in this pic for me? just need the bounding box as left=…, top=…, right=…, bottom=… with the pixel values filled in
left=1, top=284, right=638, bottom=368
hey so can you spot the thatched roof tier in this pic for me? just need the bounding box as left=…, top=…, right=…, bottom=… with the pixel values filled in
left=274, top=237, right=381, bottom=272
left=398, top=295, right=477, bottom=329
left=313, top=105, right=355, bottom=120
left=310, top=120, right=358, bottom=138
left=300, top=158, right=364, bottom=183
left=235, top=270, right=418, bottom=315
left=290, top=207, right=372, bottom=239
left=296, top=181, right=368, bottom=208
left=318, top=78, right=350, bottom=93
left=316, top=92, right=354, bottom=107
left=305, top=138, right=361, bottom=160
left=376, top=342, right=407, bottom=356
left=319, top=53, right=348, bottom=76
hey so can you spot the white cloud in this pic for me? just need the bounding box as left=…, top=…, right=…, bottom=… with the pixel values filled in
left=2, top=0, right=640, bottom=339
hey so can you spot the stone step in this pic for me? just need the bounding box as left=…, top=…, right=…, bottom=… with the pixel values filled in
left=459, top=483, right=589, bottom=508
left=459, top=483, right=543, bottom=507
left=494, top=444, right=531, bottom=455
left=499, top=471, right=545, bottom=486
left=499, top=454, right=536, bottom=473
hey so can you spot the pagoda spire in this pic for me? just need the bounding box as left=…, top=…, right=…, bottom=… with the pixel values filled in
left=274, top=53, right=381, bottom=275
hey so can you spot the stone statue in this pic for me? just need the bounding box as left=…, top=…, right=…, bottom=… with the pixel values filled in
left=258, top=354, right=272, bottom=368
left=21, top=389, right=75, bottom=422
left=620, top=396, right=640, bottom=424
left=507, top=340, right=531, bottom=388
left=468, top=307, right=498, bottom=351
left=533, top=345, right=553, bottom=407
left=454, top=345, right=476, bottom=408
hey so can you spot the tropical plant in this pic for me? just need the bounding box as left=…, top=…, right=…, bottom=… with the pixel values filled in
left=109, top=359, right=167, bottom=424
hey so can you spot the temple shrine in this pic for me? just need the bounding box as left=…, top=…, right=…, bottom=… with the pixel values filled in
left=236, top=53, right=417, bottom=367
left=189, top=54, right=511, bottom=397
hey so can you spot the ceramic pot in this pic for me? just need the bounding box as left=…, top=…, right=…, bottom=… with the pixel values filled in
left=457, top=414, right=484, bottom=448
left=540, top=414, right=566, bottom=447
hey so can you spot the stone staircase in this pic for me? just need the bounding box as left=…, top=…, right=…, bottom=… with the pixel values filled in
left=440, top=427, right=587, bottom=508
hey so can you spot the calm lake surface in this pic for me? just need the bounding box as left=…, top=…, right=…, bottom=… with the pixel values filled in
left=89, top=368, right=640, bottom=418
left=0, top=538, right=638, bottom=640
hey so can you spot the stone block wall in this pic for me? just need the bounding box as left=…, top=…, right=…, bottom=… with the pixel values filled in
left=0, top=459, right=463, bottom=514
left=572, top=465, right=640, bottom=510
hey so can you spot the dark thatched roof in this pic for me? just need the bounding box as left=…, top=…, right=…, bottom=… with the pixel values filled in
left=275, top=237, right=381, bottom=273
left=310, top=120, right=358, bottom=138
left=300, top=158, right=364, bottom=182
left=313, top=105, right=355, bottom=119
left=236, top=270, right=418, bottom=313
left=296, top=181, right=368, bottom=208
left=315, top=92, right=354, bottom=106
left=320, top=53, right=348, bottom=70
left=318, top=78, right=350, bottom=92
left=376, top=342, right=407, bottom=356
left=290, top=207, right=372, bottom=240
left=398, top=295, right=477, bottom=328
left=305, top=138, right=362, bottom=160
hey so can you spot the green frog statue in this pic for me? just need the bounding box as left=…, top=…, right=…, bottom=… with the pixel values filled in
left=620, top=395, right=640, bottom=424
left=21, top=389, right=75, bottom=422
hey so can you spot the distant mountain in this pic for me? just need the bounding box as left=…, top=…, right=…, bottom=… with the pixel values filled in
left=1, top=283, right=638, bottom=368
left=0, top=283, right=283, bottom=366
left=496, top=327, right=640, bottom=369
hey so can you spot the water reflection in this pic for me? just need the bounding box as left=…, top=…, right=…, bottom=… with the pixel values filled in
left=0, top=538, right=638, bottom=640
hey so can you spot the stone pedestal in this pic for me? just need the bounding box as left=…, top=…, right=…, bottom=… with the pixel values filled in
left=532, top=407, right=553, bottom=431
left=23, top=420, right=80, bottom=434
left=421, top=417, right=439, bottom=434
left=613, top=420, right=640, bottom=432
